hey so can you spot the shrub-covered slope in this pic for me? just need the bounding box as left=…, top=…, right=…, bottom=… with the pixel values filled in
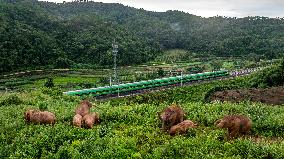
left=1, top=1, right=284, bottom=73
left=0, top=1, right=159, bottom=73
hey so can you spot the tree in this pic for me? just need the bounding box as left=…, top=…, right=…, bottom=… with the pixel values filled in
left=187, top=66, right=203, bottom=74
left=157, top=68, right=165, bottom=77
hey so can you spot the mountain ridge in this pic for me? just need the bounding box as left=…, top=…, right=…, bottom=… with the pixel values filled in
left=0, top=0, right=284, bottom=73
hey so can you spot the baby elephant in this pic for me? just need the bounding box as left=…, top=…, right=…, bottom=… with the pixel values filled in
left=24, top=109, right=56, bottom=125
left=169, top=120, right=198, bottom=136
left=82, top=112, right=100, bottom=129
left=215, top=115, right=252, bottom=140
left=159, top=104, right=186, bottom=132
left=75, top=100, right=93, bottom=117
left=72, top=114, right=83, bottom=128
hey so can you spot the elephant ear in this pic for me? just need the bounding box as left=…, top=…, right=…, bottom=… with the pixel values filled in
left=214, top=119, right=221, bottom=126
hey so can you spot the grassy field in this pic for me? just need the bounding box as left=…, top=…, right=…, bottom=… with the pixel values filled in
left=1, top=82, right=284, bottom=158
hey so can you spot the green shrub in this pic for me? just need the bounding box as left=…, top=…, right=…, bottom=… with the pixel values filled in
left=41, top=87, right=63, bottom=97
left=250, top=59, right=284, bottom=88
left=1, top=80, right=284, bottom=158
left=187, top=66, right=204, bottom=74
left=44, top=78, right=54, bottom=88
left=157, top=68, right=165, bottom=77
left=0, top=94, right=23, bottom=106
left=54, top=57, right=75, bottom=69
left=37, top=101, right=48, bottom=111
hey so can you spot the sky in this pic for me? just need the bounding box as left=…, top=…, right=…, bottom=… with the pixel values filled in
left=40, top=0, right=284, bottom=18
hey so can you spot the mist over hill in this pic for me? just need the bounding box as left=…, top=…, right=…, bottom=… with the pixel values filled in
left=1, top=0, right=284, bottom=73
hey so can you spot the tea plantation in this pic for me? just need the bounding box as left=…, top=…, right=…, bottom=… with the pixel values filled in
left=1, top=87, right=284, bottom=158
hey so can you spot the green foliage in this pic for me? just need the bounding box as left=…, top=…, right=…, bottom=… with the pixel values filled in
left=187, top=66, right=204, bottom=74
left=1, top=1, right=284, bottom=73
left=37, top=101, right=48, bottom=111
left=54, top=57, right=75, bottom=69
left=1, top=2, right=284, bottom=157
left=1, top=90, right=284, bottom=158
left=157, top=68, right=165, bottom=78
left=0, top=2, right=160, bottom=73
left=4, top=80, right=33, bottom=88
left=222, top=62, right=235, bottom=70
left=65, top=82, right=96, bottom=89
left=250, top=60, right=284, bottom=88
left=154, top=49, right=191, bottom=63
left=41, top=87, right=63, bottom=98
left=44, top=78, right=54, bottom=88
left=0, top=94, right=23, bottom=106
left=210, top=61, right=223, bottom=70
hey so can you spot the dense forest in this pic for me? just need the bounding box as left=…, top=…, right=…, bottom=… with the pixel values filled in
left=1, top=0, right=284, bottom=73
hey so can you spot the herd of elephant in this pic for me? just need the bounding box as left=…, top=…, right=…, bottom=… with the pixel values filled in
left=24, top=100, right=99, bottom=129
left=159, top=104, right=252, bottom=139
left=24, top=101, right=252, bottom=139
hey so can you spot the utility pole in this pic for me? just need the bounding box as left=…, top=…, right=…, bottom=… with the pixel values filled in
left=181, top=71, right=183, bottom=86
left=112, top=39, right=119, bottom=85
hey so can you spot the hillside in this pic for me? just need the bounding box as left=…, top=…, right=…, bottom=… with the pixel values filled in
left=1, top=0, right=284, bottom=73
left=0, top=1, right=160, bottom=73
left=38, top=1, right=284, bottom=57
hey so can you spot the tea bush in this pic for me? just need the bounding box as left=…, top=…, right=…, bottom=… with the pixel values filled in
left=1, top=90, right=284, bottom=158
left=0, top=94, right=23, bottom=106
left=250, top=59, right=284, bottom=88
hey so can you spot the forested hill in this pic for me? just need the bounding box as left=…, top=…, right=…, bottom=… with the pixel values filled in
left=1, top=1, right=284, bottom=73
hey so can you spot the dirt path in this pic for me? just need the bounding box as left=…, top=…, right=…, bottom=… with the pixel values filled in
left=210, top=86, right=284, bottom=105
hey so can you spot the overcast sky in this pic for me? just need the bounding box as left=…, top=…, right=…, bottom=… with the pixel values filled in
left=40, top=0, right=284, bottom=18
